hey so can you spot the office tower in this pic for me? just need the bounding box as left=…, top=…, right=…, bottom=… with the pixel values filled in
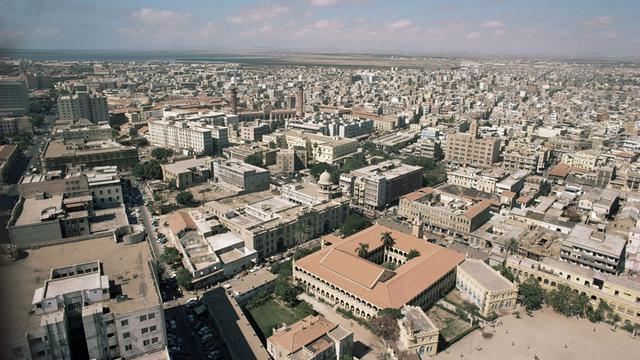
left=57, top=87, right=109, bottom=123
left=0, top=78, right=29, bottom=115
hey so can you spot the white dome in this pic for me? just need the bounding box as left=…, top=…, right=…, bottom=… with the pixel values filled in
left=318, top=170, right=333, bottom=185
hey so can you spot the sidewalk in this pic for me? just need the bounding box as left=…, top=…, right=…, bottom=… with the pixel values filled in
left=299, top=293, right=386, bottom=359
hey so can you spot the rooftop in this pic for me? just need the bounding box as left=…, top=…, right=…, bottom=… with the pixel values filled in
left=458, top=258, right=516, bottom=292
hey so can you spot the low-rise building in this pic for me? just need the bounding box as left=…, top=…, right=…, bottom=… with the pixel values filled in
left=0, top=144, right=18, bottom=183
left=41, top=140, right=139, bottom=172
left=397, top=306, right=440, bottom=358
left=161, top=157, right=213, bottom=189
left=213, top=158, right=270, bottom=194
left=456, top=259, right=518, bottom=316
left=262, top=130, right=358, bottom=165
left=0, top=116, right=32, bottom=135
left=51, top=120, right=113, bottom=142
left=560, top=224, right=626, bottom=274
left=267, top=315, right=353, bottom=360
left=294, top=225, right=464, bottom=319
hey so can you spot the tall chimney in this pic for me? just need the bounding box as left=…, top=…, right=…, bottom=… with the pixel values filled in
left=230, top=87, right=238, bottom=115
left=295, top=84, right=304, bottom=117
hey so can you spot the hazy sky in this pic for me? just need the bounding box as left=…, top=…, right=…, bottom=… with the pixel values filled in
left=1, top=0, right=639, bottom=58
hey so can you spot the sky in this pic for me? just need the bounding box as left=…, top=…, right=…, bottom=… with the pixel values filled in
left=1, top=0, right=639, bottom=59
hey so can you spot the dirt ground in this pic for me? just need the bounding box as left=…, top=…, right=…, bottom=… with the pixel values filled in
left=436, top=309, right=639, bottom=360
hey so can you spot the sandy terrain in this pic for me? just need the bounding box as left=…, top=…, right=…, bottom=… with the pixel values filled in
left=436, top=309, right=639, bottom=360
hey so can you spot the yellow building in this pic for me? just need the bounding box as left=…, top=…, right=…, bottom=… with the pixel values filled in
left=398, top=305, right=440, bottom=357
left=456, top=259, right=518, bottom=316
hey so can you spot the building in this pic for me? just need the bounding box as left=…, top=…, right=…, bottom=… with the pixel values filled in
left=147, top=119, right=229, bottom=155
left=502, top=147, right=550, bottom=173
left=0, top=144, right=18, bottom=184
left=8, top=194, right=94, bottom=248
left=262, top=131, right=358, bottom=165
left=560, top=224, right=627, bottom=274
left=267, top=315, right=353, bottom=360
left=340, top=160, right=423, bottom=210
left=0, top=116, right=32, bottom=135
left=41, top=140, right=139, bottom=172
left=1, top=238, right=166, bottom=360
left=86, top=166, right=123, bottom=209
left=444, top=121, right=500, bottom=168
left=0, top=78, right=29, bottom=115
left=397, top=306, right=440, bottom=358
left=204, top=180, right=348, bottom=258
left=506, top=255, right=640, bottom=326
left=275, top=148, right=308, bottom=174
left=293, top=225, right=465, bottom=319
left=456, top=259, right=518, bottom=316
left=161, top=157, right=213, bottom=189
left=238, top=122, right=270, bottom=142
left=212, top=158, right=270, bottom=194
left=57, top=88, right=109, bottom=123
left=398, top=187, right=493, bottom=240
left=51, top=121, right=113, bottom=142
left=167, top=210, right=258, bottom=287
left=19, top=171, right=90, bottom=198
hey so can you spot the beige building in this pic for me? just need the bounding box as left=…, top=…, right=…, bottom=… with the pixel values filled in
left=506, top=256, right=640, bottom=326
left=267, top=315, right=353, bottom=360
left=2, top=238, right=166, bottom=360
left=51, top=121, right=113, bottom=142
left=161, top=157, right=213, bottom=189
left=397, top=306, right=440, bottom=357
left=398, top=187, right=493, bottom=240
left=148, top=119, right=229, bottom=154
left=41, top=140, right=139, bottom=172
left=212, top=158, right=270, bottom=194
left=57, top=90, right=109, bottom=123
left=444, top=121, right=500, bottom=168
left=340, top=160, right=423, bottom=210
left=204, top=180, right=348, bottom=258
left=456, top=259, right=518, bottom=316
left=0, top=116, right=32, bottom=135
left=275, top=148, right=308, bottom=174
left=293, top=225, right=464, bottom=319
left=262, top=130, right=358, bottom=165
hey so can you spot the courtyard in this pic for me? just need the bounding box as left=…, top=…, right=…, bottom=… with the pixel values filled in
left=248, top=298, right=315, bottom=338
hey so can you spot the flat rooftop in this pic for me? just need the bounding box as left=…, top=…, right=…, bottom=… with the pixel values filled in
left=226, top=268, right=277, bottom=297
left=458, top=259, right=516, bottom=292
left=162, top=157, right=210, bottom=174
left=14, top=195, right=63, bottom=226
left=350, top=160, right=421, bottom=179
left=0, top=237, right=160, bottom=337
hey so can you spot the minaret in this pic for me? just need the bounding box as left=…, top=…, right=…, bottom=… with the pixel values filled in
left=230, top=87, right=238, bottom=115
left=295, top=84, right=304, bottom=117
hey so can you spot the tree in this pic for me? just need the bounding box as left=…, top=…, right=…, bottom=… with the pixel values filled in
left=462, top=301, right=481, bottom=324
left=381, top=232, right=395, bottom=248
left=151, top=147, right=174, bottom=163
left=340, top=214, right=372, bottom=237
left=160, top=246, right=182, bottom=267
left=341, top=153, right=367, bottom=173
left=244, top=153, right=263, bottom=167
left=503, top=238, right=519, bottom=266
left=128, top=127, right=138, bottom=137
left=548, top=285, right=589, bottom=317
left=406, top=249, right=420, bottom=260
left=379, top=308, right=403, bottom=319
left=274, top=280, right=301, bottom=306
left=268, top=141, right=277, bottom=149
left=370, top=313, right=400, bottom=343
left=294, top=222, right=311, bottom=247
left=175, top=267, right=193, bottom=289
left=270, top=260, right=293, bottom=279
left=356, top=243, right=369, bottom=258
left=132, top=160, right=162, bottom=180
left=519, top=278, right=544, bottom=311
left=176, top=191, right=194, bottom=206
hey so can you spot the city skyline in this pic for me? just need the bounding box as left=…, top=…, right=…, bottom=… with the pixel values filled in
left=1, top=0, right=640, bottom=59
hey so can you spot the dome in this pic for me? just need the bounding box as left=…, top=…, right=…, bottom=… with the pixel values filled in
left=318, top=170, right=333, bottom=185
left=141, top=97, right=152, bottom=106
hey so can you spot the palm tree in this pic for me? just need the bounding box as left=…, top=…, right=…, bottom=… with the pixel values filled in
left=381, top=231, right=395, bottom=248
left=356, top=243, right=369, bottom=258
left=406, top=249, right=421, bottom=260
left=503, top=237, right=519, bottom=266
left=294, top=223, right=311, bottom=248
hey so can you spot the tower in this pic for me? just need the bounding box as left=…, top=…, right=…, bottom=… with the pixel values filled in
left=469, top=119, right=479, bottom=139
left=295, top=84, right=304, bottom=117
left=230, top=87, right=238, bottom=115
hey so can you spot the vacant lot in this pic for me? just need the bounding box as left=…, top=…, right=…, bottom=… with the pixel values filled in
left=248, top=298, right=314, bottom=337
left=436, top=310, right=639, bottom=360
left=427, top=305, right=473, bottom=341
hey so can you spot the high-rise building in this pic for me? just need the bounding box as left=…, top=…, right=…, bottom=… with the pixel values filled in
left=444, top=120, right=500, bottom=168
left=0, top=78, right=29, bottom=115
left=148, top=119, right=229, bottom=155
left=57, top=88, right=109, bottom=123
left=295, top=84, right=304, bottom=117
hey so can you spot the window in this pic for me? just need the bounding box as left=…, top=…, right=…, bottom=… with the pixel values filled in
left=148, top=313, right=155, bottom=320
left=141, top=327, right=148, bottom=334
left=139, top=315, right=147, bottom=322
left=150, top=325, right=157, bottom=332
left=143, top=339, right=150, bottom=346
left=120, top=319, right=128, bottom=326
left=123, top=332, right=130, bottom=339
left=124, top=344, right=132, bottom=351
left=151, top=337, right=159, bottom=344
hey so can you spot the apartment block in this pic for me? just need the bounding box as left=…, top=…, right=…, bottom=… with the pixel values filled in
left=262, top=130, right=358, bottom=165
left=340, top=160, right=423, bottom=210
left=444, top=121, right=500, bottom=168
left=57, top=90, right=109, bottom=123
left=52, top=121, right=113, bottom=142
left=560, top=224, right=627, bottom=274
left=3, top=239, right=166, bottom=360
left=0, top=116, right=32, bottom=135
left=274, top=148, right=308, bottom=174
left=0, top=78, right=29, bottom=115
left=148, top=119, right=228, bottom=154
left=212, top=158, right=270, bottom=194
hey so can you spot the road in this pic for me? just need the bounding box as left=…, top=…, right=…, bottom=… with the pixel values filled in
left=299, top=293, right=386, bottom=359
left=137, top=205, right=162, bottom=261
